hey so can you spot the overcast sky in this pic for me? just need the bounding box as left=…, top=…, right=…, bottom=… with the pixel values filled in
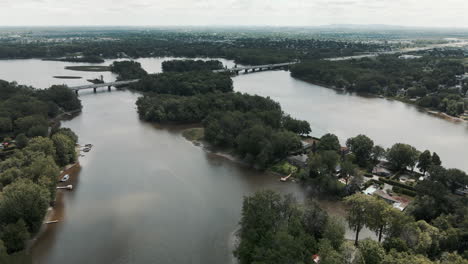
left=1, top=0, right=467, bottom=28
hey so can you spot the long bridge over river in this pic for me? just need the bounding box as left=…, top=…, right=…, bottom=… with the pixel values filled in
left=68, top=62, right=297, bottom=94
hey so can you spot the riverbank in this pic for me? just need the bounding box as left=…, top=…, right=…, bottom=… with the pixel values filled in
left=292, top=76, right=467, bottom=124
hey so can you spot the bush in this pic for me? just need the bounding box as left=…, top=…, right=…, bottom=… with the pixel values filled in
left=379, top=177, right=416, bottom=191
left=392, top=186, right=417, bottom=197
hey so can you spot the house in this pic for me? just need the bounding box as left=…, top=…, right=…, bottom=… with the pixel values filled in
left=455, top=185, right=468, bottom=197
left=287, top=154, right=308, bottom=169
left=363, top=186, right=410, bottom=211
left=372, top=166, right=392, bottom=177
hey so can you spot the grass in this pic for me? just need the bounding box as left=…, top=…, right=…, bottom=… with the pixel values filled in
left=64, top=65, right=110, bottom=72
left=53, top=76, right=82, bottom=79
left=270, top=160, right=298, bottom=175
left=182, top=128, right=204, bottom=142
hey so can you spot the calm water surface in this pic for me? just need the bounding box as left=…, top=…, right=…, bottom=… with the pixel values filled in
left=0, top=58, right=465, bottom=263
left=234, top=71, right=468, bottom=172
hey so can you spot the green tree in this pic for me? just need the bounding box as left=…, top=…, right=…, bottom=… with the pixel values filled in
left=346, top=135, right=374, bottom=167
left=0, top=179, right=50, bottom=233
left=431, top=152, right=442, bottom=166
left=317, top=133, right=341, bottom=152
left=322, top=218, right=345, bottom=250
left=15, top=133, right=28, bottom=149
left=417, top=150, right=432, bottom=174
left=355, top=238, right=386, bottom=264
left=0, top=219, right=29, bottom=253
left=366, top=197, right=394, bottom=243
left=0, top=117, right=12, bottom=133
left=52, top=133, right=76, bottom=166
left=344, top=193, right=372, bottom=245
left=371, top=145, right=386, bottom=164
left=24, top=136, right=56, bottom=157
left=386, top=143, right=419, bottom=171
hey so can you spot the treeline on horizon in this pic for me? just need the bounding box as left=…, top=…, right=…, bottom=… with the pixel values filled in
left=0, top=80, right=82, bottom=259
left=290, top=54, right=467, bottom=117
left=0, top=31, right=386, bottom=65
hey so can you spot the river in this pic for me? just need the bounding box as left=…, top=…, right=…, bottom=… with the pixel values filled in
left=0, top=57, right=466, bottom=263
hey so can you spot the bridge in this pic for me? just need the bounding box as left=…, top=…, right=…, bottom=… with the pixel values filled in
left=68, top=62, right=297, bottom=94
left=214, top=62, right=297, bottom=75
left=69, top=79, right=139, bottom=94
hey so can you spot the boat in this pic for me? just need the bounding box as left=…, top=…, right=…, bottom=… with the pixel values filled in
left=61, top=174, right=70, bottom=182
left=280, top=173, right=292, bottom=182
left=83, top=147, right=91, bottom=152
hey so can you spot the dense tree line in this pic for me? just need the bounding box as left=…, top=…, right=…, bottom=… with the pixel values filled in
left=237, top=190, right=468, bottom=264
left=0, top=80, right=81, bottom=138
left=290, top=55, right=467, bottom=116
left=0, top=80, right=81, bottom=257
left=131, top=71, right=233, bottom=96
left=0, top=30, right=385, bottom=65
left=110, top=61, right=148, bottom=81
left=236, top=190, right=346, bottom=264
left=137, top=92, right=310, bottom=168
left=161, top=59, right=223, bottom=72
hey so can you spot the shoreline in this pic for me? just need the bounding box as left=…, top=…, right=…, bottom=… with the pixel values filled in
left=293, top=77, right=467, bottom=124
left=26, top=146, right=82, bottom=252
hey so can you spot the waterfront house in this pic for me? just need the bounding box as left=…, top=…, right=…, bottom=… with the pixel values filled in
left=372, top=166, right=392, bottom=177
left=287, top=154, right=308, bottom=169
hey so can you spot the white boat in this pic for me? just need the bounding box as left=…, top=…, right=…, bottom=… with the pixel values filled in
left=61, top=174, right=70, bottom=182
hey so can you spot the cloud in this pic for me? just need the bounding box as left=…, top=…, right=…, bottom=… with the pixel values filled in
left=0, top=0, right=467, bottom=27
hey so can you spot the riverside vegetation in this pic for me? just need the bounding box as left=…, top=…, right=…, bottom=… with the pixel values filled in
left=290, top=54, right=467, bottom=118
left=0, top=80, right=81, bottom=261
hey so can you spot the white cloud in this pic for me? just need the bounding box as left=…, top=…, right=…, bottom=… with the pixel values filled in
left=1, top=0, right=467, bottom=27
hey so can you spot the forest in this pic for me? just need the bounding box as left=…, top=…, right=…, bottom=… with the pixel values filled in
left=161, top=59, right=223, bottom=72
left=137, top=93, right=310, bottom=168
left=290, top=55, right=467, bottom=117
left=237, top=189, right=468, bottom=264
left=0, top=80, right=81, bottom=259
left=0, top=30, right=386, bottom=65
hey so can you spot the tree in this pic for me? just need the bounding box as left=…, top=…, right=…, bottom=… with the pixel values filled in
left=0, top=219, right=29, bottom=253
left=366, top=197, right=394, bottom=243
left=302, top=201, right=329, bottom=239
left=52, top=133, right=76, bottom=166
left=317, top=133, right=341, bottom=152
left=431, top=152, right=442, bottom=166
left=15, top=133, right=28, bottom=149
left=340, top=160, right=357, bottom=185
left=371, top=145, right=386, bottom=164
left=355, top=238, right=386, bottom=264
left=322, top=218, right=345, bottom=250
left=0, top=179, right=50, bottom=233
left=0, top=117, right=12, bottom=133
left=24, top=136, right=56, bottom=157
left=381, top=251, right=433, bottom=264
left=344, top=193, right=372, bottom=245
left=417, top=150, right=432, bottom=174
left=235, top=191, right=315, bottom=264
left=346, top=135, right=374, bottom=167
left=321, top=150, right=340, bottom=173
left=386, top=143, right=420, bottom=171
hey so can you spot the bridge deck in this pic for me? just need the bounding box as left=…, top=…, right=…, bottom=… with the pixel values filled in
left=69, top=62, right=296, bottom=91
left=69, top=79, right=140, bottom=91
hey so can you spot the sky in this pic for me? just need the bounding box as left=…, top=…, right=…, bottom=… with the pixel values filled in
left=1, top=0, right=468, bottom=28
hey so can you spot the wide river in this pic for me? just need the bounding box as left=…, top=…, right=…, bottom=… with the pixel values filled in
left=0, top=58, right=466, bottom=264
